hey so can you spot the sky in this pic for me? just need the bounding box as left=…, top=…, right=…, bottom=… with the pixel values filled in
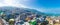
left=0, top=0, right=60, bottom=14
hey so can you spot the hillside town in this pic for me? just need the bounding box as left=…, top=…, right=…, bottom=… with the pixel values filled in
left=0, top=7, right=60, bottom=25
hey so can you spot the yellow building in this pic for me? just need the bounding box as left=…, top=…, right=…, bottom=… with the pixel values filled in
left=46, top=17, right=53, bottom=25
left=46, top=16, right=60, bottom=25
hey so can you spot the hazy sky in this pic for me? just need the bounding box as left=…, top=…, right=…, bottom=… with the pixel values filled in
left=0, top=0, right=60, bottom=14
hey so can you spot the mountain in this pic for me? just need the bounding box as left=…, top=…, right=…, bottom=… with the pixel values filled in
left=0, top=6, right=45, bottom=21
left=0, top=6, right=60, bottom=16
left=23, top=8, right=45, bottom=15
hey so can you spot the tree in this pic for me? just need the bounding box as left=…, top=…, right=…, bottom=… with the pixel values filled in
left=40, top=20, right=49, bottom=25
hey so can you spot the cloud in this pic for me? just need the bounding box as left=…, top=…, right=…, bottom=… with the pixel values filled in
left=21, top=0, right=29, bottom=1
left=23, top=0, right=29, bottom=1
left=32, top=8, right=46, bottom=12
left=0, top=0, right=3, bottom=2
left=0, top=3, right=27, bottom=8
left=0, top=0, right=29, bottom=8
